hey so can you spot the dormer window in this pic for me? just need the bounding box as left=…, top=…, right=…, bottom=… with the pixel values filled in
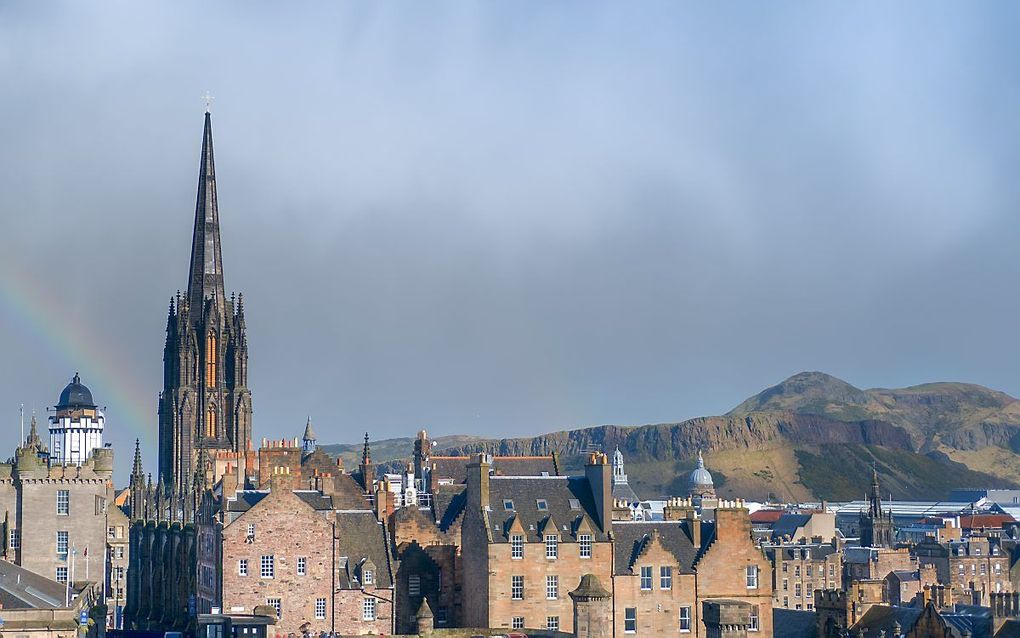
left=536, top=499, right=548, bottom=511
left=569, top=499, right=581, bottom=510
left=363, top=569, right=374, bottom=585
left=503, top=500, right=515, bottom=511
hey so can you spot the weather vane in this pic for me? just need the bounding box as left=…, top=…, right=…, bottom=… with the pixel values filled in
left=202, top=91, right=215, bottom=112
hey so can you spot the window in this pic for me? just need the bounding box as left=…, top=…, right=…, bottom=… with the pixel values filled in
left=783, top=578, right=788, bottom=591
left=660, top=566, right=673, bottom=590
left=108, top=527, right=116, bottom=539
left=996, top=564, right=1003, bottom=575
left=56, top=531, right=68, bottom=557
left=247, top=523, right=256, bottom=538
left=640, top=566, right=653, bottom=590
left=829, top=565, right=835, bottom=578
left=206, top=405, right=217, bottom=438
left=408, top=574, right=421, bottom=597
left=805, top=582, right=813, bottom=597
left=547, top=616, right=559, bottom=632
left=569, top=498, right=581, bottom=510
left=795, top=583, right=802, bottom=597
left=750, top=605, right=760, bottom=632
left=579, top=534, right=592, bottom=559
left=238, top=559, right=248, bottom=576
left=116, top=546, right=124, bottom=559
left=625, top=608, right=637, bottom=633
left=297, top=557, right=307, bottom=576
left=806, top=565, right=813, bottom=577
left=511, top=534, right=524, bottom=559
left=746, top=565, right=759, bottom=589
left=546, top=575, right=558, bottom=600
left=96, top=496, right=106, bottom=514
left=503, top=499, right=514, bottom=511
left=266, top=598, right=281, bottom=618
left=363, top=568, right=374, bottom=585
left=314, top=598, right=326, bottom=620
left=511, top=575, right=524, bottom=600
left=56, top=566, right=68, bottom=583
left=206, top=332, right=217, bottom=388
left=362, top=598, right=376, bottom=621
left=679, top=606, right=691, bottom=632
left=512, top=617, right=525, bottom=630
left=436, top=607, right=448, bottom=625
left=545, top=534, right=558, bottom=559
left=782, top=562, right=788, bottom=573
left=536, top=499, right=548, bottom=511
left=9, top=528, right=18, bottom=550
left=260, top=555, right=274, bottom=578
left=794, top=565, right=801, bottom=577
left=57, top=490, right=69, bottom=515
left=783, top=597, right=789, bottom=608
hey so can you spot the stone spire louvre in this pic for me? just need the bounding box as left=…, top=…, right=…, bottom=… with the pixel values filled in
left=186, top=111, right=227, bottom=317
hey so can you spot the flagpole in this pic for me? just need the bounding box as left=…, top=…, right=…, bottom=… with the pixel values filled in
left=85, top=546, right=89, bottom=581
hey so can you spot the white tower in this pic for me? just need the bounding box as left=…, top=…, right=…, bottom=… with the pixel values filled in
left=48, top=373, right=105, bottom=466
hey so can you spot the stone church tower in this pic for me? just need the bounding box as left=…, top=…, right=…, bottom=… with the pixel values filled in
left=158, top=111, right=252, bottom=494
left=860, top=467, right=894, bottom=548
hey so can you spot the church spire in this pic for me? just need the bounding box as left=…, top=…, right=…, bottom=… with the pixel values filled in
left=187, top=111, right=227, bottom=317
left=132, top=438, right=144, bottom=477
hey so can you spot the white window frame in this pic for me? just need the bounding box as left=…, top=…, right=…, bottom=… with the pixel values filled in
left=512, top=617, right=525, bottom=630
left=266, top=598, right=281, bottom=618
left=546, top=575, right=558, bottom=600
left=57, top=490, right=70, bottom=516
left=640, top=565, right=653, bottom=590
left=9, top=528, right=18, bottom=550
left=579, top=533, right=592, bottom=559
left=314, top=598, right=326, bottom=620
left=362, top=597, right=376, bottom=621
left=260, top=555, right=274, bottom=579
left=746, top=565, right=759, bottom=589
left=750, top=605, right=760, bottom=631
left=625, top=607, right=637, bottom=633
left=511, top=575, right=524, bottom=600
left=408, top=574, right=421, bottom=597
left=546, top=616, right=559, bottom=632
left=511, top=534, right=524, bottom=559
left=363, top=568, right=374, bottom=585
left=56, top=530, right=69, bottom=557
left=660, top=565, right=672, bottom=589
left=545, top=534, right=558, bottom=559
left=297, top=556, right=306, bottom=576
left=679, top=606, right=691, bottom=632
left=56, top=566, right=68, bottom=583
left=238, top=559, right=248, bottom=576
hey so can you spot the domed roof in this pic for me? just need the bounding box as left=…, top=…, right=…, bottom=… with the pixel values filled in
left=688, top=450, right=713, bottom=487
left=57, top=373, right=95, bottom=409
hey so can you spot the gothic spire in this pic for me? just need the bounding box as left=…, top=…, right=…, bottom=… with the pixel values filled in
left=186, top=111, right=227, bottom=317
left=132, top=438, right=143, bottom=477
left=869, top=464, right=883, bottom=516
left=362, top=432, right=372, bottom=465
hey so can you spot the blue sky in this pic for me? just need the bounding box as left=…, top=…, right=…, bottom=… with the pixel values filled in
left=2, top=2, right=1020, bottom=481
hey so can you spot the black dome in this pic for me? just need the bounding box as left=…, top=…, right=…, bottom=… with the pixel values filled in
left=57, top=373, right=95, bottom=409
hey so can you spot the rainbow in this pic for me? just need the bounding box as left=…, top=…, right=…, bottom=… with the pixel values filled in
left=0, top=253, right=157, bottom=454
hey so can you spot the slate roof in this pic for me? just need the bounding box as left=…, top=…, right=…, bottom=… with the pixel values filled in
left=224, top=489, right=347, bottom=515
left=430, top=455, right=559, bottom=482
left=335, top=511, right=392, bottom=589
left=329, top=473, right=374, bottom=510
left=850, top=605, right=923, bottom=637
left=942, top=605, right=992, bottom=638
left=612, top=480, right=641, bottom=504
left=611, top=521, right=698, bottom=575
left=432, top=484, right=466, bottom=532
left=888, top=570, right=918, bottom=583
left=765, top=544, right=838, bottom=561
left=485, top=476, right=607, bottom=543
left=772, top=514, right=812, bottom=539
left=0, top=560, right=79, bottom=608
left=773, top=609, right=817, bottom=638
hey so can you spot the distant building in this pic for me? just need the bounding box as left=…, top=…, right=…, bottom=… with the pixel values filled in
left=860, top=468, right=894, bottom=549
left=47, top=374, right=104, bottom=467
left=764, top=542, right=841, bottom=611
left=688, top=450, right=716, bottom=502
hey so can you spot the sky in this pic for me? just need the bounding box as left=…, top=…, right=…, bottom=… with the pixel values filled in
left=2, top=2, right=1020, bottom=482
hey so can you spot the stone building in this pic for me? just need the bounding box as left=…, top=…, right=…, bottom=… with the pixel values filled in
left=214, top=476, right=394, bottom=635
left=688, top=451, right=716, bottom=502
left=0, top=377, right=118, bottom=598
left=859, top=468, right=894, bottom=549
left=460, top=452, right=614, bottom=634
left=570, top=574, right=612, bottom=638
left=47, top=374, right=105, bottom=467
left=842, top=546, right=914, bottom=587
left=159, top=109, right=252, bottom=495
left=611, top=521, right=699, bottom=635
left=764, top=542, right=841, bottom=611
left=914, top=533, right=1013, bottom=604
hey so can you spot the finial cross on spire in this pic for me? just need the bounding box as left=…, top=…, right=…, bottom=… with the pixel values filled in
left=202, top=91, right=215, bottom=112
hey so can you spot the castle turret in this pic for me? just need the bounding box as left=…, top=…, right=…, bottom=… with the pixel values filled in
left=48, top=373, right=105, bottom=466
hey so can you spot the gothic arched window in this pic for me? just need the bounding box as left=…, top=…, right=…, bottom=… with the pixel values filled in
left=206, top=332, right=217, bottom=387
left=206, top=405, right=217, bottom=438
